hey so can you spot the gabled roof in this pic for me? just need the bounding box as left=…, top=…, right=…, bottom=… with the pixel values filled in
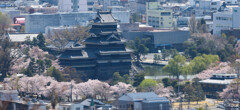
left=63, top=40, right=84, bottom=49
left=84, top=33, right=122, bottom=43
left=94, top=10, right=118, bottom=23
left=118, top=92, right=169, bottom=103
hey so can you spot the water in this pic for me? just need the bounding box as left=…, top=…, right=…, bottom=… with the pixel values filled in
left=142, top=64, right=168, bottom=76
left=143, top=64, right=195, bottom=80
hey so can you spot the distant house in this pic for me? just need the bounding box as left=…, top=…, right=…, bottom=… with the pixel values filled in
left=199, top=74, right=237, bottom=98
left=0, top=90, right=47, bottom=110
left=56, top=99, right=115, bottom=110
left=56, top=103, right=82, bottom=110
left=80, top=99, right=115, bottom=110
left=118, top=92, right=170, bottom=110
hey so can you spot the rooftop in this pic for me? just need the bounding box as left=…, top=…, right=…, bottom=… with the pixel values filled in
left=8, top=33, right=38, bottom=42
left=119, top=92, right=169, bottom=103
left=95, top=11, right=118, bottom=23
left=199, top=79, right=233, bottom=85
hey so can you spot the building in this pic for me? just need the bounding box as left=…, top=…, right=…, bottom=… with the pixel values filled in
left=213, top=7, right=240, bottom=36
left=146, top=2, right=173, bottom=29
left=221, top=28, right=240, bottom=38
left=199, top=74, right=237, bottom=98
left=39, top=0, right=59, bottom=5
left=7, top=33, right=38, bottom=42
left=56, top=99, right=115, bottom=110
left=80, top=99, right=115, bottom=110
left=122, top=29, right=190, bottom=51
left=118, top=92, right=170, bottom=110
left=210, top=0, right=222, bottom=12
left=58, top=11, right=132, bottom=80
left=58, top=0, right=88, bottom=12
left=25, top=11, right=130, bottom=33
left=0, top=90, right=47, bottom=110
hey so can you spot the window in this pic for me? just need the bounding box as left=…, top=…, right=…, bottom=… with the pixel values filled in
left=87, top=2, right=94, bottom=5
left=211, top=2, right=217, bottom=5
left=161, top=12, right=171, bottom=16
left=88, top=8, right=93, bottom=11
left=76, top=108, right=80, bottom=110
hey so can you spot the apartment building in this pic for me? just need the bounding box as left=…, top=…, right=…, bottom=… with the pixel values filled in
left=213, top=7, right=240, bottom=35
left=58, top=0, right=88, bottom=12
left=146, top=2, right=173, bottom=28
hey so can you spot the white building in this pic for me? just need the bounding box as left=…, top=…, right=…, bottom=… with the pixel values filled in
left=225, top=0, right=238, bottom=4
left=58, top=0, right=88, bottom=12
left=210, top=0, right=222, bottom=12
left=213, top=7, right=240, bottom=36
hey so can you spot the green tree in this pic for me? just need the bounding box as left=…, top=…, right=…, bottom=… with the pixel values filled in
left=112, top=72, right=123, bottom=85
left=163, top=55, right=186, bottom=79
left=169, top=49, right=179, bottom=58
left=28, top=58, right=36, bottom=74
left=153, top=54, right=161, bottom=63
left=0, top=12, right=11, bottom=36
left=24, top=36, right=32, bottom=45
left=128, top=37, right=150, bottom=62
left=51, top=88, right=58, bottom=109
left=44, top=59, right=52, bottom=68
left=132, top=13, right=142, bottom=23
left=197, top=18, right=208, bottom=33
left=139, top=79, right=157, bottom=92
left=32, top=37, right=38, bottom=46
left=192, top=78, right=205, bottom=103
left=189, top=15, right=197, bottom=34
left=36, top=59, right=45, bottom=74
left=133, top=73, right=145, bottom=87
left=47, top=66, right=64, bottom=82
left=22, top=68, right=33, bottom=77
left=37, top=33, right=46, bottom=50
left=123, top=74, right=130, bottom=84
left=190, top=54, right=219, bottom=74
left=183, top=84, right=195, bottom=108
left=0, top=38, right=12, bottom=79
left=183, top=41, right=197, bottom=59
left=162, top=49, right=170, bottom=61
left=162, top=78, right=171, bottom=87
left=181, top=65, right=192, bottom=79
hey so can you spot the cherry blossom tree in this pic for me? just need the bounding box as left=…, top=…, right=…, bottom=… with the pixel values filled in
left=219, top=79, right=240, bottom=108
left=10, top=45, right=62, bottom=75
left=194, top=62, right=232, bottom=80
left=154, top=83, right=175, bottom=98
left=110, top=82, right=136, bottom=98
left=4, top=75, right=138, bottom=102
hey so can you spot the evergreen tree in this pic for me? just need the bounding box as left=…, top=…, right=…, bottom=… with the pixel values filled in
left=37, top=33, right=46, bottom=50
left=112, top=72, right=123, bottom=85
left=47, top=66, right=64, bottom=82
left=0, top=38, right=12, bottom=79
left=133, top=73, right=145, bottom=87
left=32, top=37, right=38, bottom=46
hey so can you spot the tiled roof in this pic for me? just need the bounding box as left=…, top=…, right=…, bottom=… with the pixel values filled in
left=119, top=92, right=169, bottom=103
left=96, top=11, right=117, bottom=23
